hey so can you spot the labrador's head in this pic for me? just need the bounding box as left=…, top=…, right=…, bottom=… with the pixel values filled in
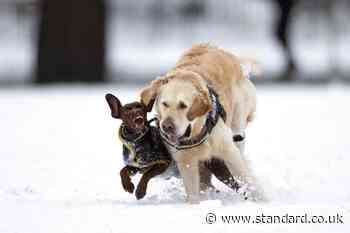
left=140, top=71, right=212, bottom=143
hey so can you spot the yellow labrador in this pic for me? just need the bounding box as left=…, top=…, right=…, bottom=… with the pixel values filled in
left=140, top=44, right=257, bottom=203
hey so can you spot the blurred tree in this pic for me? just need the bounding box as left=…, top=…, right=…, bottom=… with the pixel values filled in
left=178, top=0, right=206, bottom=19
left=274, top=0, right=298, bottom=81
left=36, top=0, right=106, bottom=83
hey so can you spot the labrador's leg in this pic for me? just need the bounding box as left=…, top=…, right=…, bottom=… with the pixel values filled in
left=176, top=158, right=200, bottom=204
left=218, top=134, right=259, bottom=200
left=231, top=104, right=248, bottom=155
left=233, top=133, right=245, bottom=155
left=221, top=145, right=252, bottom=184
left=135, top=163, right=169, bottom=200
left=215, top=125, right=253, bottom=186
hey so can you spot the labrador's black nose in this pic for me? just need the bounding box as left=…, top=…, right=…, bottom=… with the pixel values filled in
left=162, top=118, right=175, bottom=134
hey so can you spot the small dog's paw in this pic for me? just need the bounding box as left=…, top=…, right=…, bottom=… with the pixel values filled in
left=122, top=180, right=135, bottom=194
left=135, top=185, right=147, bottom=200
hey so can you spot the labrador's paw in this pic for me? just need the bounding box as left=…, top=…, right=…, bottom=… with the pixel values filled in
left=186, top=195, right=200, bottom=204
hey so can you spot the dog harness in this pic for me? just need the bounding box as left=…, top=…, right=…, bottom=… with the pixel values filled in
left=160, top=86, right=227, bottom=151
left=119, top=121, right=171, bottom=171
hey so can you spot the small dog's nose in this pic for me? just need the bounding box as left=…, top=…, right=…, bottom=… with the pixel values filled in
left=162, top=119, right=175, bottom=134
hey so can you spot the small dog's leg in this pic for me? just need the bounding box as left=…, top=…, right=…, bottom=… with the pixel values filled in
left=199, top=162, right=215, bottom=192
left=205, top=158, right=240, bottom=191
left=135, top=163, right=169, bottom=200
left=120, top=166, right=137, bottom=193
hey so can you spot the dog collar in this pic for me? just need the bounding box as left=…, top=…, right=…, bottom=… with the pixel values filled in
left=118, top=125, right=148, bottom=165
left=119, top=120, right=171, bottom=168
left=119, top=124, right=149, bottom=143
left=160, top=86, right=226, bottom=151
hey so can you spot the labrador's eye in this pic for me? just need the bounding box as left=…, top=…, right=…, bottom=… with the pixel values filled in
left=178, top=101, right=187, bottom=109
left=162, top=102, right=169, bottom=108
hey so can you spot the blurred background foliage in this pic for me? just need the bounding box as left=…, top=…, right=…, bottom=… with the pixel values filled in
left=0, top=0, right=349, bottom=84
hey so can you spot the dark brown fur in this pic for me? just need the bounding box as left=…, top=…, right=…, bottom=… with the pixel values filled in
left=106, top=93, right=163, bottom=199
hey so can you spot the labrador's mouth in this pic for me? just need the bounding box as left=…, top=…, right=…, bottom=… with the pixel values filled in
left=162, top=131, right=178, bottom=143
left=161, top=124, right=191, bottom=144
left=179, top=124, right=191, bottom=140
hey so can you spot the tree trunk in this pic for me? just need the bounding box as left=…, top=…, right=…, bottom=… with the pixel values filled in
left=36, top=0, right=106, bottom=83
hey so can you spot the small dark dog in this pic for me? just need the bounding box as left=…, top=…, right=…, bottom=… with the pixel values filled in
left=106, top=93, right=171, bottom=199
left=106, top=93, right=240, bottom=200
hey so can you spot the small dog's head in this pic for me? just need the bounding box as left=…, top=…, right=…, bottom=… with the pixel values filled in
left=105, top=93, right=154, bottom=133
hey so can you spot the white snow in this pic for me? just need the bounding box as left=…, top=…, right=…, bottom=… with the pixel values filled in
left=0, top=84, right=350, bottom=233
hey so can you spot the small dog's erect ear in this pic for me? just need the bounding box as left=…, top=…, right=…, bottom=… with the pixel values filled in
left=187, top=88, right=212, bottom=121
left=105, top=93, right=122, bottom=119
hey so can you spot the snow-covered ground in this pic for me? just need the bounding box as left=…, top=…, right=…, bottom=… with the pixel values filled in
left=0, top=84, right=350, bottom=233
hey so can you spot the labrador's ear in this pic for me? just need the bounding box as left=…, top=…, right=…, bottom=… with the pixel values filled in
left=140, top=76, right=170, bottom=112
left=187, top=88, right=212, bottom=121
left=105, top=93, right=122, bottom=119
left=143, top=98, right=156, bottom=112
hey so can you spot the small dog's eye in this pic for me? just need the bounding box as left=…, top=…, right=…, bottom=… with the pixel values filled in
left=162, top=102, right=169, bottom=108
left=178, top=102, right=187, bottom=109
